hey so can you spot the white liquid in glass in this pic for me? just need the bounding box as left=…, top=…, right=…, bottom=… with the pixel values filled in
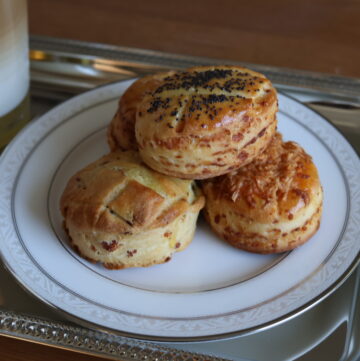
left=0, top=0, right=29, bottom=117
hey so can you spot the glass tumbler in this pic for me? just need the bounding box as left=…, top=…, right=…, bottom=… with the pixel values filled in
left=0, top=0, right=30, bottom=151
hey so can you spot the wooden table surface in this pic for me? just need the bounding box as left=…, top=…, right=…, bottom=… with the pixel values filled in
left=2, top=0, right=360, bottom=360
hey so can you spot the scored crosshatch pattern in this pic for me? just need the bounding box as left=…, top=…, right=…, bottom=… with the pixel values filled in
left=0, top=80, right=359, bottom=340
left=140, top=72, right=273, bottom=131
left=134, top=67, right=278, bottom=180
left=47, top=125, right=289, bottom=294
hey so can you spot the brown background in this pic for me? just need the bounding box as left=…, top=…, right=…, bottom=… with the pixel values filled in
left=2, top=0, right=360, bottom=360
left=29, top=0, right=360, bottom=77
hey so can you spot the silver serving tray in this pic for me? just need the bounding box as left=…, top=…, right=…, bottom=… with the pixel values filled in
left=1, top=35, right=359, bottom=361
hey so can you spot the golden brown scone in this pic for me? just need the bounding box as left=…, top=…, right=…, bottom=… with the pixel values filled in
left=107, top=71, right=176, bottom=151
left=60, top=151, right=205, bottom=269
left=201, top=133, right=323, bottom=254
left=135, top=65, right=278, bottom=179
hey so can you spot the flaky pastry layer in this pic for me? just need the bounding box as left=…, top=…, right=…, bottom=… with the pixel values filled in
left=60, top=150, right=205, bottom=268
left=202, top=133, right=323, bottom=253
left=136, top=65, right=278, bottom=179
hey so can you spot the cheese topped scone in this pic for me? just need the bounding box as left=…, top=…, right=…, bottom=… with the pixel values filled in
left=60, top=150, right=205, bottom=269
left=201, top=133, right=323, bottom=254
left=135, top=65, right=278, bottom=179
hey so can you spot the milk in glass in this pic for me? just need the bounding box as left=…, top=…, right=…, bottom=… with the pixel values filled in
left=0, top=0, right=30, bottom=150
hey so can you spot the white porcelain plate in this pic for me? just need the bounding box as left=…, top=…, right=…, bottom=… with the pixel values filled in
left=0, top=80, right=359, bottom=341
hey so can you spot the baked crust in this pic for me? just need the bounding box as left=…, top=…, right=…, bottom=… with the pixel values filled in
left=107, top=71, right=176, bottom=151
left=60, top=150, right=205, bottom=269
left=135, top=65, right=278, bottom=179
left=201, top=133, right=323, bottom=253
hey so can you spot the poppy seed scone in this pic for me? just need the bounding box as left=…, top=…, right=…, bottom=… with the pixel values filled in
left=135, top=65, right=278, bottom=179
left=107, top=71, right=176, bottom=151
left=60, top=151, right=205, bottom=269
left=201, top=133, right=323, bottom=254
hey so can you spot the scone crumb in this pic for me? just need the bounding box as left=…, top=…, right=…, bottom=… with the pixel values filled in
left=127, top=249, right=137, bottom=257
left=101, top=240, right=119, bottom=252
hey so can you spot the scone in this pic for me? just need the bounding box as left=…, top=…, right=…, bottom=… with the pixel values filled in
left=201, top=133, right=323, bottom=254
left=135, top=65, right=278, bottom=179
left=107, top=71, right=176, bottom=151
left=60, top=151, right=205, bottom=269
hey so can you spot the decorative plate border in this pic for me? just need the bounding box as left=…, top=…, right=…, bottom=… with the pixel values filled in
left=0, top=81, right=359, bottom=341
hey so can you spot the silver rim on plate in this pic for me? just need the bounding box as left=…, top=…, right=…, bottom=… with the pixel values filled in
left=0, top=80, right=359, bottom=341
